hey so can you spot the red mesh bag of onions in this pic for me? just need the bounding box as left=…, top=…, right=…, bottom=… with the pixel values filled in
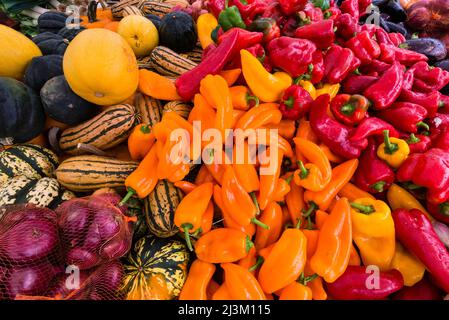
left=56, top=192, right=136, bottom=272
left=0, top=205, right=64, bottom=300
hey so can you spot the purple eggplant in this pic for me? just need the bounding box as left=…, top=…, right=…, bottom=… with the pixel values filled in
left=435, top=60, right=449, bottom=95
left=399, top=38, right=447, bottom=61
left=386, top=21, right=409, bottom=38
left=379, top=0, right=407, bottom=22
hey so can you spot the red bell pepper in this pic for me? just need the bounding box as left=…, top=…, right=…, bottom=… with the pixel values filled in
left=303, top=2, right=324, bottom=22
left=403, top=68, right=414, bottom=90
left=323, top=45, right=361, bottom=84
left=326, top=266, right=404, bottom=300
left=339, top=0, right=360, bottom=21
left=334, top=13, right=360, bottom=41
left=432, top=125, right=449, bottom=152
left=233, top=0, right=268, bottom=25
left=279, top=85, right=313, bottom=120
left=246, top=43, right=273, bottom=72
left=393, top=276, right=443, bottom=300
left=342, top=74, right=378, bottom=95
left=410, top=61, right=449, bottom=93
left=375, top=27, right=394, bottom=46
left=397, top=148, right=449, bottom=205
left=278, top=0, right=307, bottom=16
left=248, top=17, right=280, bottom=44
left=406, top=133, right=432, bottom=154
left=427, top=201, right=449, bottom=225
left=267, top=37, right=316, bottom=78
left=354, top=139, right=395, bottom=193
left=377, top=102, right=429, bottom=133
left=393, top=208, right=449, bottom=293
left=349, top=117, right=400, bottom=142
left=379, top=43, right=428, bottom=67
left=208, top=0, right=226, bottom=18
left=294, top=19, right=335, bottom=50
left=399, top=89, right=441, bottom=118
left=389, top=33, right=406, bottom=46
left=309, top=94, right=368, bottom=159
left=345, top=31, right=381, bottom=65
left=310, top=50, right=325, bottom=84
left=175, top=29, right=263, bottom=101
left=330, top=94, right=369, bottom=126
left=360, top=59, right=391, bottom=76
left=364, top=61, right=404, bottom=110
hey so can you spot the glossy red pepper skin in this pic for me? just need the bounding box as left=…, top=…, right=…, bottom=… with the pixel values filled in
left=349, top=117, right=399, bottom=142
left=176, top=28, right=263, bottom=101
left=294, top=19, right=335, bottom=50
left=278, top=0, right=307, bottom=16
left=245, top=43, right=273, bottom=72
left=334, top=13, right=360, bottom=41
left=248, top=17, right=280, bottom=44
left=339, top=0, right=360, bottom=21
left=360, top=59, right=391, bottom=76
left=233, top=0, right=268, bottom=25
left=405, top=133, right=432, bottom=154
left=326, top=266, right=404, bottom=300
left=279, top=85, right=313, bottom=120
left=377, top=102, right=428, bottom=133
left=353, top=139, right=395, bottom=194
left=323, top=45, right=361, bottom=84
left=393, top=208, right=449, bottom=293
left=397, top=148, right=449, bottom=205
left=439, top=94, right=449, bottom=114
left=389, top=33, right=406, bottom=46
left=303, top=2, right=324, bottom=22
left=410, top=61, right=449, bottom=93
left=399, top=89, right=441, bottom=118
left=208, top=0, right=226, bottom=18
left=342, top=75, right=378, bottom=95
left=267, top=37, right=316, bottom=78
left=345, top=31, right=381, bottom=65
left=379, top=44, right=428, bottom=67
left=375, top=27, right=394, bottom=46
left=427, top=201, right=449, bottom=225
left=330, top=94, right=369, bottom=126
left=393, top=276, right=443, bottom=300
left=432, top=125, right=449, bottom=152
left=309, top=94, right=367, bottom=159
left=310, top=50, right=325, bottom=84
left=363, top=61, right=404, bottom=110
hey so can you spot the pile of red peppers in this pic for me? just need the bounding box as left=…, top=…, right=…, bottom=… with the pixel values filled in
left=174, top=0, right=449, bottom=300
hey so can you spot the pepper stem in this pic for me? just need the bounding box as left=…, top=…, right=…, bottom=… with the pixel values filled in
left=302, top=202, right=317, bottom=218
left=245, top=235, right=254, bottom=252
left=120, top=187, right=136, bottom=206
left=140, top=124, right=151, bottom=134
left=370, top=181, right=386, bottom=193
left=246, top=93, right=260, bottom=107
left=383, top=130, right=399, bottom=154
left=250, top=192, right=260, bottom=216
left=298, top=272, right=318, bottom=286
left=182, top=224, right=194, bottom=252
left=350, top=202, right=375, bottom=214
left=248, top=256, right=264, bottom=272
left=297, top=160, right=309, bottom=179
left=283, top=96, right=295, bottom=109
left=251, top=217, right=270, bottom=230
left=439, top=202, right=449, bottom=217
left=284, top=174, right=293, bottom=184
left=340, top=103, right=355, bottom=115
left=406, top=133, right=420, bottom=144
left=416, top=121, right=430, bottom=132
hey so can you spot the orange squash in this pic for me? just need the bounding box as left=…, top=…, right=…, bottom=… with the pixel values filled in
left=80, top=2, right=113, bottom=29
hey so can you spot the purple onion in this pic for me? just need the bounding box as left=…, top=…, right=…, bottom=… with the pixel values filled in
left=66, top=247, right=100, bottom=270
left=100, top=238, right=131, bottom=260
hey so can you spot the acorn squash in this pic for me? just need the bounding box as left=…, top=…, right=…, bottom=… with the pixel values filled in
left=120, top=235, right=189, bottom=300
left=57, top=26, right=86, bottom=41
left=24, top=55, right=63, bottom=91
left=145, top=14, right=161, bottom=30
left=159, top=11, right=197, bottom=53
left=0, top=77, right=45, bottom=144
left=0, top=25, right=42, bottom=80
left=117, top=15, right=159, bottom=57
left=37, top=11, right=69, bottom=34
left=63, top=28, right=139, bottom=105
left=40, top=75, right=98, bottom=125
left=32, top=32, right=69, bottom=56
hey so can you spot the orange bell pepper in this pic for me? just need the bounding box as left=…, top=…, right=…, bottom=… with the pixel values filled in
left=279, top=282, right=312, bottom=300
left=338, top=182, right=375, bottom=201
left=303, top=264, right=327, bottom=300
left=222, top=166, right=267, bottom=228
left=221, top=263, right=266, bottom=300
left=200, top=75, right=233, bottom=141
left=174, top=181, right=197, bottom=194
left=271, top=176, right=292, bottom=202
left=212, top=284, right=234, bottom=300
left=259, top=129, right=294, bottom=158
left=310, top=197, right=352, bottom=283
left=229, top=86, right=259, bottom=111
left=195, top=228, right=254, bottom=263
left=174, top=182, right=214, bottom=251
left=315, top=210, right=329, bottom=229
left=127, top=124, right=155, bottom=161
left=200, top=201, right=214, bottom=235
left=156, top=136, right=190, bottom=183
left=195, top=165, right=215, bottom=185
left=232, top=142, right=260, bottom=193
left=296, top=118, right=319, bottom=143
left=304, top=159, right=359, bottom=211
left=285, top=179, right=306, bottom=226
left=319, top=143, right=344, bottom=164
left=179, top=260, right=216, bottom=300
left=303, top=229, right=319, bottom=259
left=258, top=243, right=275, bottom=261
left=293, top=138, right=332, bottom=192
left=205, top=150, right=230, bottom=185
left=188, top=94, right=216, bottom=133
left=139, top=69, right=181, bottom=101
left=121, top=145, right=158, bottom=204
left=238, top=247, right=258, bottom=275
left=207, top=280, right=221, bottom=300
left=220, top=69, right=241, bottom=87
left=258, top=228, right=307, bottom=293
left=259, top=147, right=284, bottom=210
left=264, top=119, right=296, bottom=140
left=349, top=243, right=361, bottom=266
left=254, top=202, right=283, bottom=250
left=234, top=103, right=279, bottom=131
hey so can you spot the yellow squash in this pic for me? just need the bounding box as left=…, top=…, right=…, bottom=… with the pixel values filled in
left=117, top=15, right=159, bottom=57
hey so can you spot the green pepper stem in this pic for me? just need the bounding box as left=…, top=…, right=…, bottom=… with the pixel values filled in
left=383, top=130, right=399, bottom=154
left=251, top=217, right=270, bottom=230
left=140, top=124, right=151, bottom=134
left=284, top=174, right=293, bottom=185
left=246, top=93, right=260, bottom=107
left=298, top=273, right=318, bottom=286
left=283, top=96, right=295, bottom=109
left=249, top=256, right=264, bottom=272
left=439, top=202, right=449, bottom=217
left=370, top=181, right=386, bottom=193
left=245, top=235, right=254, bottom=252
left=406, top=133, right=420, bottom=144
left=182, top=224, right=194, bottom=252
left=302, top=202, right=317, bottom=218
left=340, top=103, right=355, bottom=115
left=250, top=192, right=260, bottom=216
left=120, top=187, right=136, bottom=206
left=297, top=160, right=309, bottom=179
left=350, top=202, right=375, bottom=214
left=416, top=121, right=430, bottom=131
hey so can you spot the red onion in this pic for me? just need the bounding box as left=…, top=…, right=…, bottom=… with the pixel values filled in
left=91, top=208, right=122, bottom=241
left=66, top=247, right=100, bottom=270
left=57, top=200, right=92, bottom=248
left=100, top=238, right=131, bottom=260
left=45, top=270, right=90, bottom=298
left=1, top=206, right=57, bottom=228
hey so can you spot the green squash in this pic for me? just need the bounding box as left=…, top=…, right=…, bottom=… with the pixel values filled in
left=24, top=55, right=63, bottom=91
left=121, top=235, right=189, bottom=300
left=159, top=11, right=197, bottom=53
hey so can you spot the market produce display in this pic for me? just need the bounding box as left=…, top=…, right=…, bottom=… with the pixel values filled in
left=1, top=0, right=449, bottom=301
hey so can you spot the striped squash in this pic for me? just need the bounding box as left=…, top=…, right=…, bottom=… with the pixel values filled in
left=59, top=104, right=137, bottom=154
left=135, top=92, right=163, bottom=126
left=55, top=155, right=138, bottom=192
left=122, top=5, right=144, bottom=16
left=150, top=46, right=197, bottom=77
left=0, top=175, right=75, bottom=209
left=137, top=56, right=153, bottom=70
left=140, top=1, right=173, bottom=17
left=162, top=101, right=192, bottom=119
left=143, top=179, right=183, bottom=238
left=0, top=144, right=58, bottom=186
left=111, top=0, right=145, bottom=18
left=121, top=235, right=189, bottom=300
left=180, top=46, right=203, bottom=63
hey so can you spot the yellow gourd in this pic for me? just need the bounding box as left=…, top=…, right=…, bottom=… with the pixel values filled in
left=63, top=28, right=139, bottom=105
left=117, top=15, right=159, bottom=57
left=0, top=25, right=42, bottom=80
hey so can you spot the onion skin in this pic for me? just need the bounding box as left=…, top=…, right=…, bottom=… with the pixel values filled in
left=407, top=0, right=449, bottom=32
left=100, top=238, right=131, bottom=260
left=66, top=247, right=100, bottom=270
left=57, top=200, right=92, bottom=248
